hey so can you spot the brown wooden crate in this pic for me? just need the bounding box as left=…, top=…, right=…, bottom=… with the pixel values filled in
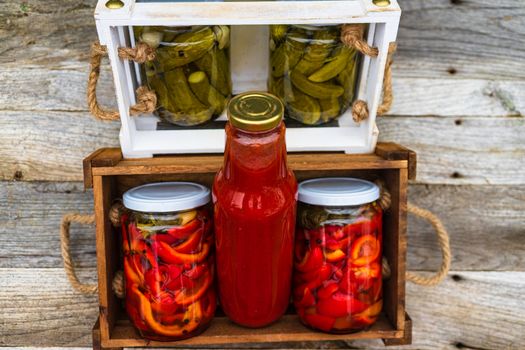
left=86, top=143, right=414, bottom=348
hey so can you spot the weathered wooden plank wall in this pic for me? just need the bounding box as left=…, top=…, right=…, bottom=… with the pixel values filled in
left=0, top=0, right=524, bottom=349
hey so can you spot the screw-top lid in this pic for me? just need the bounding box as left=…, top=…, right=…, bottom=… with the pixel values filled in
left=228, top=92, right=284, bottom=132
left=123, top=182, right=210, bottom=213
left=298, top=178, right=380, bottom=207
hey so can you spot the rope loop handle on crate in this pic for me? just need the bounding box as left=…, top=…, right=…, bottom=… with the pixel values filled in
left=60, top=213, right=98, bottom=294
left=87, top=41, right=157, bottom=121
left=341, top=24, right=397, bottom=122
left=375, top=181, right=452, bottom=286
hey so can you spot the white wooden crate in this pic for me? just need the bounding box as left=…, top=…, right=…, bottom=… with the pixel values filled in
left=94, top=0, right=401, bottom=158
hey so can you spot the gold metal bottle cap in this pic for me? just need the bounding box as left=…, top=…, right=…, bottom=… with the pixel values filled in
left=228, top=92, right=284, bottom=132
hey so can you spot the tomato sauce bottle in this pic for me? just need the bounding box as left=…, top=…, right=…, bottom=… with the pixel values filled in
left=213, top=92, right=297, bottom=327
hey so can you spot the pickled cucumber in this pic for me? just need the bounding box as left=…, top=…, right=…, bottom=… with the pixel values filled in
left=271, top=25, right=288, bottom=43
left=147, top=74, right=171, bottom=112
left=287, top=89, right=321, bottom=125
left=268, top=77, right=284, bottom=98
left=188, top=71, right=227, bottom=115
left=293, top=30, right=338, bottom=75
left=141, top=30, right=163, bottom=49
left=213, top=25, right=230, bottom=50
left=308, top=47, right=356, bottom=83
left=195, top=48, right=232, bottom=96
left=155, top=27, right=215, bottom=71
left=337, top=61, right=358, bottom=108
left=290, top=70, right=344, bottom=99
left=165, top=68, right=207, bottom=113
left=319, top=98, right=341, bottom=122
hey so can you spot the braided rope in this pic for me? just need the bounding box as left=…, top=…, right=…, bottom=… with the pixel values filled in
left=60, top=213, right=98, bottom=294
left=350, top=42, right=397, bottom=121
left=87, top=41, right=157, bottom=121
left=109, top=201, right=125, bottom=228
left=376, top=180, right=450, bottom=285
left=406, top=203, right=452, bottom=286
left=340, top=24, right=379, bottom=57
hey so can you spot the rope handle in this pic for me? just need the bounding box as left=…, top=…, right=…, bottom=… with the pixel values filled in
left=87, top=41, right=157, bottom=121
left=376, top=181, right=452, bottom=286
left=340, top=24, right=397, bottom=123
left=60, top=213, right=98, bottom=294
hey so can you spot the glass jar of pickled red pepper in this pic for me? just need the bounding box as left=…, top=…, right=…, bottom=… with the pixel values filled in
left=121, top=182, right=216, bottom=341
left=136, top=25, right=232, bottom=126
left=268, top=25, right=359, bottom=125
left=293, top=178, right=383, bottom=333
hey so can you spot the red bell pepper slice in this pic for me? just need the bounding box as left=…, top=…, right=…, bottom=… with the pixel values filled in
left=124, top=254, right=144, bottom=286
left=295, top=246, right=323, bottom=272
left=173, top=226, right=204, bottom=254
left=144, top=268, right=163, bottom=298
left=349, top=234, right=380, bottom=266
left=316, top=283, right=339, bottom=299
left=324, top=248, right=346, bottom=262
left=174, top=270, right=212, bottom=306
left=201, top=289, right=216, bottom=320
left=316, top=292, right=369, bottom=318
left=295, top=264, right=332, bottom=293
left=131, top=284, right=202, bottom=336
left=166, top=219, right=201, bottom=240
left=294, top=287, right=316, bottom=308
left=153, top=241, right=210, bottom=265
left=184, top=263, right=208, bottom=280
left=149, top=291, right=183, bottom=316
left=303, top=313, right=336, bottom=332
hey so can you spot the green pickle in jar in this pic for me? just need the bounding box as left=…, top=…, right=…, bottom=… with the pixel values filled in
left=136, top=25, right=232, bottom=126
left=268, top=25, right=359, bottom=125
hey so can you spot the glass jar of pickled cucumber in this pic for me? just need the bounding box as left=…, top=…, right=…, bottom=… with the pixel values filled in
left=136, top=25, right=232, bottom=126
left=293, top=178, right=383, bottom=333
left=121, top=182, right=216, bottom=341
left=268, top=25, right=359, bottom=125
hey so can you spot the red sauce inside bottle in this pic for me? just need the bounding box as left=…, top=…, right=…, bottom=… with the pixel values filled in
left=213, top=122, right=297, bottom=327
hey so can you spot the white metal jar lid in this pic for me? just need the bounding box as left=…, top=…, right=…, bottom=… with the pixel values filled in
left=298, top=178, right=380, bottom=207
left=123, top=182, right=210, bottom=213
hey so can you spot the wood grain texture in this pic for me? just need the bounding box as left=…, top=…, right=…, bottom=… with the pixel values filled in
left=1, top=0, right=524, bottom=79
left=378, top=116, right=525, bottom=185
left=1, top=181, right=523, bottom=271
left=2, top=66, right=523, bottom=117
left=1, top=269, right=523, bottom=349
left=1, top=112, right=522, bottom=185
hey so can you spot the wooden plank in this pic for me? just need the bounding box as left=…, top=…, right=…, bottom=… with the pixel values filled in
left=1, top=268, right=523, bottom=349
left=378, top=116, right=525, bottom=185
left=1, top=0, right=524, bottom=82
left=90, top=151, right=406, bottom=177
left=394, top=0, right=525, bottom=81
left=2, top=66, right=524, bottom=117
left=106, top=314, right=401, bottom=348
left=1, top=181, right=524, bottom=271
left=0, top=112, right=523, bottom=184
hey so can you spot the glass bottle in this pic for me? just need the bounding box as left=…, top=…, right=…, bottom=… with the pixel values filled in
left=213, top=92, right=298, bottom=327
